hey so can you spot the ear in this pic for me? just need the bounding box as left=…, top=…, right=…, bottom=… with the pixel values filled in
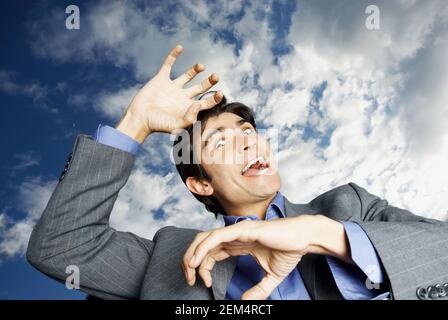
left=186, top=177, right=214, bottom=197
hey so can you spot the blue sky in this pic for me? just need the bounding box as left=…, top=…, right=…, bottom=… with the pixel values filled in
left=0, top=1, right=91, bottom=299
left=1, top=0, right=447, bottom=299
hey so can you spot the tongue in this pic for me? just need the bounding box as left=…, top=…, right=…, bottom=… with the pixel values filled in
left=242, top=162, right=268, bottom=177
left=243, top=167, right=262, bottom=176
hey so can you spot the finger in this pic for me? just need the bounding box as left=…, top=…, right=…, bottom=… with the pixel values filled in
left=198, top=91, right=224, bottom=111
left=190, top=229, right=239, bottom=269
left=160, top=44, right=183, bottom=76
left=181, top=263, right=189, bottom=284
left=182, top=102, right=203, bottom=125
left=173, top=63, right=205, bottom=86
left=198, top=249, right=230, bottom=288
left=185, top=73, right=219, bottom=98
left=190, top=220, right=258, bottom=268
left=241, top=274, right=283, bottom=300
left=182, top=231, right=211, bottom=286
left=181, top=91, right=223, bottom=125
left=223, top=241, right=258, bottom=252
left=197, top=245, right=252, bottom=288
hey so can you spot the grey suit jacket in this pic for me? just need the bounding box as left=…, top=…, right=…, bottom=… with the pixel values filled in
left=26, top=134, right=448, bottom=300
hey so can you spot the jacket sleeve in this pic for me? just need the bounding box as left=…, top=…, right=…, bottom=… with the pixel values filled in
left=26, top=134, right=154, bottom=300
left=347, top=182, right=448, bottom=300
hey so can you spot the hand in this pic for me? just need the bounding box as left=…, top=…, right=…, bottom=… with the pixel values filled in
left=182, top=215, right=351, bottom=300
left=116, top=44, right=223, bottom=142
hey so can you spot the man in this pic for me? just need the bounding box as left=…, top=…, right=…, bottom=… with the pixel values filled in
left=27, top=45, right=448, bottom=300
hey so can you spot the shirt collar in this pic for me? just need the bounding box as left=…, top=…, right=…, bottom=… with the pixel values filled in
left=222, top=191, right=285, bottom=226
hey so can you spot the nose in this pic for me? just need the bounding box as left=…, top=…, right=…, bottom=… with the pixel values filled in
left=238, top=131, right=257, bottom=154
left=242, top=141, right=255, bottom=152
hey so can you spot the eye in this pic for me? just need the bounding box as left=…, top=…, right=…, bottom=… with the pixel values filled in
left=215, top=138, right=226, bottom=149
left=243, top=128, right=253, bottom=135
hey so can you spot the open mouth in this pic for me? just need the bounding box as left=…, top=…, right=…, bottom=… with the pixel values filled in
left=241, top=156, right=270, bottom=177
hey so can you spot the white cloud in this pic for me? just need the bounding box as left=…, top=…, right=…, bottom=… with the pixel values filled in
left=260, top=87, right=311, bottom=128
left=95, top=85, right=141, bottom=120
left=3, top=0, right=446, bottom=260
left=0, top=217, right=34, bottom=258
left=110, top=169, right=222, bottom=239
left=0, top=178, right=57, bottom=259
left=275, top=0, right=448, bottom=221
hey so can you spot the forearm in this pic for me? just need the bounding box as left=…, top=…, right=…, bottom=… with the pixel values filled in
left=305, top=215, right=354, bottom=265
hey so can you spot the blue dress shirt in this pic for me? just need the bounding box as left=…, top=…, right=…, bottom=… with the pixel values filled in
left=94, top=124, right=141, bottom=155
left=93, top=124, right=390, bottom=300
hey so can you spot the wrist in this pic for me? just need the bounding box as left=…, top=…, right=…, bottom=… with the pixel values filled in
left=304, top=215, right=353, bottom=264
left=115, top=111, right=151, bottom=144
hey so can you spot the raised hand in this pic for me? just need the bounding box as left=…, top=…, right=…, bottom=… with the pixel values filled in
left=116, top=44, right=223, bottom=142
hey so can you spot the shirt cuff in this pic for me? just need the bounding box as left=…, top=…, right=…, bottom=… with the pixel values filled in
left=341, top=221, right=384, bottom=284
left=326, top=221, right=388, bottom=300
left=94, top=124, right=141, bottom=155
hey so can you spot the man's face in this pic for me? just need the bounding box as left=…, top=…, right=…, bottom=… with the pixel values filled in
left=192, top=112, right=281, bottom=210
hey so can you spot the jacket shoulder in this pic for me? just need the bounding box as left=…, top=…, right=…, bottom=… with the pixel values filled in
left=153, top=225, right=202, bottom=243
left=307, top=182, right=363, bottom=220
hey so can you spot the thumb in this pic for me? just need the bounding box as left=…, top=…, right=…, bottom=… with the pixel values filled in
left=241, top=274, right=282, bottom=300
left=183, top=102, right=202, bottom=124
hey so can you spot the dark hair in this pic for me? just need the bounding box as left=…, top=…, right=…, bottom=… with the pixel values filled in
left=172, top=94, right=257, bottom=218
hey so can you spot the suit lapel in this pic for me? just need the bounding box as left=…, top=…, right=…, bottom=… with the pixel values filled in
left=211, top=256, right=238, bottom=300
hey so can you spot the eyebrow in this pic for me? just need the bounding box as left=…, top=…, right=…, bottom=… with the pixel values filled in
left=203, top=119, right=249, bottom=147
